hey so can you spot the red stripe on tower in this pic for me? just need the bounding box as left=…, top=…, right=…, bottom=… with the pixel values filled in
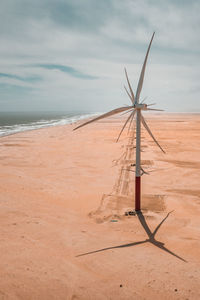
left=135, top=176, right=141, bottom=211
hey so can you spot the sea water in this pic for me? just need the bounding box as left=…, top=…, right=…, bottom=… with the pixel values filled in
left=0, top=111, right=98, bottom=137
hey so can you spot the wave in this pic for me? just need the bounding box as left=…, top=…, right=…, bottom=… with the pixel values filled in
left=0, top=112, right=99, bottom=137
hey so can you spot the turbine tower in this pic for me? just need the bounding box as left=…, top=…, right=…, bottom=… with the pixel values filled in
left=74, top=32, right=165, bottom=212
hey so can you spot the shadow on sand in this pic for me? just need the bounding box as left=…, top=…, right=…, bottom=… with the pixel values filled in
left=76, top=211, right=187, bottom=262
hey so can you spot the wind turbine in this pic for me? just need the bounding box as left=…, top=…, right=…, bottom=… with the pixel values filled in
left=74, top=32, right=165, bottom=212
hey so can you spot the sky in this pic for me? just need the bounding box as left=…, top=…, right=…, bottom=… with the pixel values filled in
left=0, top=0, right=200, bottom=112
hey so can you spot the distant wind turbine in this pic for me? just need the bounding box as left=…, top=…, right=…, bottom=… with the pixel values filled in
left=74, top=32, right=165, bottom=212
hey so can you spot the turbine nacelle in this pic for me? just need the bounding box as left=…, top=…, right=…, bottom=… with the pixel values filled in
left=134, top=103, right=147, bottom=110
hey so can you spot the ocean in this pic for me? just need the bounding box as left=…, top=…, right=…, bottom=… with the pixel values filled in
left=0, top=111, right=98, bottom=137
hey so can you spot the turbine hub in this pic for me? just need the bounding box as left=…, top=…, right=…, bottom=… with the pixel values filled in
left=135, top=103, right=147, bottom=110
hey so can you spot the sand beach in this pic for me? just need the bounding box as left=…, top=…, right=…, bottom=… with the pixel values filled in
left=0, top=113, right=200, bottom=299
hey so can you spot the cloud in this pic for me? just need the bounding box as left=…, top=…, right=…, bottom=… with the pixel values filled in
left=0, top=0, right=199, bottom=112
left=34, top=64, right=98, bottom=79
left=0, top=72, right=41, bottom=82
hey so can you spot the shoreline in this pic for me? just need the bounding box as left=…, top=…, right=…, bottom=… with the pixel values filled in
left=0, top=112, right=100, bottom=139
left=1, top=111, right=200, bottom=139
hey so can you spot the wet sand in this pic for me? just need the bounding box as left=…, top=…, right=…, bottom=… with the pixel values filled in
left=0, top=113, right=200, bottom=299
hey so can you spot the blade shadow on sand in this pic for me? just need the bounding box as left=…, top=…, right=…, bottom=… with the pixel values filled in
left=137, top=211, right=187, bottom=262
left=76, top=211, right=187, bottom=262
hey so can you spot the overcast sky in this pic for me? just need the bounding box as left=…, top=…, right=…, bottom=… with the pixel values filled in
left=0, top=0, right=199, bottom=112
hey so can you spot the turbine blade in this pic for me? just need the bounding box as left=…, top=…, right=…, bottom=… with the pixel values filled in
left=141, top=114, right=165, bottom=153
left=121, top=108, right=133, bottom=116
left=135, top=32, right=155, bottom=103
left=124, top=68, right=135, bottom=103
left=73, top=106, right=132, bottom=130
left=146, top=108, right=164, bottom=111
left=128, top=110, right=136, bottom=133
left=116, top=111, right=134, bottom=142
left=141, top=167, right=149, bottom=175
left=141, top=96, right=147, bottom=104
left=147, top=103, right=156, bottom=106
left=124, top=85, right=134, bottom=104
